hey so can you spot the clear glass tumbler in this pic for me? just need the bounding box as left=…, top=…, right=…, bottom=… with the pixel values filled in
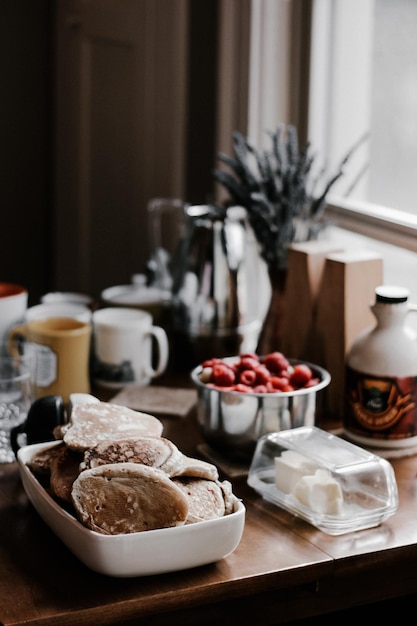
left=0, top=354, right=35, bottom=462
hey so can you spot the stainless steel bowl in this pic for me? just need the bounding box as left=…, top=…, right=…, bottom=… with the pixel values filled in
left=191, top=358, right=331, bottom=460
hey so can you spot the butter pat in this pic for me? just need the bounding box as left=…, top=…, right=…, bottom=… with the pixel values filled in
left=275, top=450, right=320, bottom=494
left=292, top=469, right=344, bottom=515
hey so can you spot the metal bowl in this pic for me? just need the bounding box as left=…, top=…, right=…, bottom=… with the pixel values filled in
left=190, top=358, right=331, bottom=460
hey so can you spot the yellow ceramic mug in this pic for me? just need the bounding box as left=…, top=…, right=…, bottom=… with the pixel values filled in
left=8, top=317, right=91, bottom=403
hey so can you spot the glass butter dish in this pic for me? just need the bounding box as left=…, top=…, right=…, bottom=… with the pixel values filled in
left=247, top=426, right=399, bottom=535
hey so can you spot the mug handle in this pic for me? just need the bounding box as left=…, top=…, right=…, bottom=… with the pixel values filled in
left=144, top=326, right=169, bottom=378
left=7, top=324, right=27, bottom=356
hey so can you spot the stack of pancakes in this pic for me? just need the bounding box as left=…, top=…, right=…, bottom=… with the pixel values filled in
left=27, top=401, right=238, bottom=535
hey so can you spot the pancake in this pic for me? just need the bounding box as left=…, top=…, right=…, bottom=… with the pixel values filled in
left=60, top=402, right=163, bottom=452
left=170, top=455, right=219, bottom=481
left=49, top=446, right=83, bottom=503
left=71, top=462, right=189, bottom=535
left=81, top=436, right=219, bottom=481
left=82, top=436, right=183, bottom=475
left=26, top=442, right=67, bottom=476
left=172, top=477, right=227, bottom=523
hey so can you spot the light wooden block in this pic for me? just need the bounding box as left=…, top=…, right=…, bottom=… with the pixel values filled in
left=282, top=240, right=344, bottom=360
left=314, top=250, right=384, bottom=425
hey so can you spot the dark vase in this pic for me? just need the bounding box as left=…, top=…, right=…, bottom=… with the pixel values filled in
left=256, top=267, right=288, bottom=356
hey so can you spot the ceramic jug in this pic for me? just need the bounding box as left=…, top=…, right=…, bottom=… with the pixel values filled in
left=344, top=285, right=417, bottom=449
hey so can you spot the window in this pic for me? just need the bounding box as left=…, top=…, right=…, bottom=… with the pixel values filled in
left=310, top=0, right=417, bottom=215
left=309, top=0, right=417, bottom=319
left=248, top=0, right=417, bottom=322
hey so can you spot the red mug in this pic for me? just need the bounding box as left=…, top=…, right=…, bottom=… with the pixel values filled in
left=0, top=283, right=27, bottom=348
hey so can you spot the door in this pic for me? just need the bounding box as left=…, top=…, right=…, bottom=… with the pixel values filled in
left=54, top=0, right=188, bottom=298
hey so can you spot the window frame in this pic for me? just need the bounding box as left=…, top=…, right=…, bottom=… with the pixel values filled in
left=309, top=0, right=417, bottom=253
left=325, top=197, right=417, bottom=254
left=248, top=0, right=417, bottom=255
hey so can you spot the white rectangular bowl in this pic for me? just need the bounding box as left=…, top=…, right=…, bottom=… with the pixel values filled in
left=18, top=442, right=245, bottom=577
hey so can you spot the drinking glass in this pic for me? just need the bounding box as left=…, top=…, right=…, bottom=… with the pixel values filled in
left=0, top=354, right=35, bottom=462
left=146, top=197, right=188, bottom=290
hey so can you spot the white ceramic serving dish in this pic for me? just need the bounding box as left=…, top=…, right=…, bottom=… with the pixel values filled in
left=247, top=426, right=398, bottom=535
left=18, top=442, right=245, bottom=577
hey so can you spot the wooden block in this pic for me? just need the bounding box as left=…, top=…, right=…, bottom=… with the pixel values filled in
left=314, top=250, right=384, bottom=425
left=282, top=240, right=344, bottom=360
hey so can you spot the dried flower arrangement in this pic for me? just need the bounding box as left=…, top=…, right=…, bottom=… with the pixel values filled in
left=213, top=124, right=368, bottom=271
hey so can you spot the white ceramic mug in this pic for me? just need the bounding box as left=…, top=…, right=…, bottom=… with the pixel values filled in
left=0, top=283, right=28, bottom=352
left=100, top=283, right=170, bottom=326
left=41, top=291, right=94, bottom=308
left=92, top=307, right=169, bottom=388
left=26, top=302, right=92, bottom=324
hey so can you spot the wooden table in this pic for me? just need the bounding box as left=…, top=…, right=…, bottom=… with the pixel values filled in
left=1, top=391, right=417, bottom=626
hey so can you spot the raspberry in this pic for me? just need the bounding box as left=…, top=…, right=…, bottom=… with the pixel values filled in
left=265, top=381, right=277, bottom=393
left=269, top=376, right=290, bottom=391
left=211, top=363, right=236, bottom=386
left=240, top=353, right=260, bottom=362
left=239, top=369, right=257, bottom=386
left=254, top=365, right=270, bottom=385
left=206, top=382, right=236, bottom=391
left=263, top=352, right=290, bottom=374
left=289, top=364, right=313, bottom=387
left=233, top=383, right=253, bottom=393
left=236, top=355, right=260, bottom=372
left=305, top=377, right=320, bottom=388
left=202, top=358, right=221, bottom=368
left=198, top=352, right=320, bottom=393
left=253, top=384, right=268, bottom=394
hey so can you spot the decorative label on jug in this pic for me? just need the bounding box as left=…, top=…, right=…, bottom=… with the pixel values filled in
left=345, top=365, right=417, bottom=443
